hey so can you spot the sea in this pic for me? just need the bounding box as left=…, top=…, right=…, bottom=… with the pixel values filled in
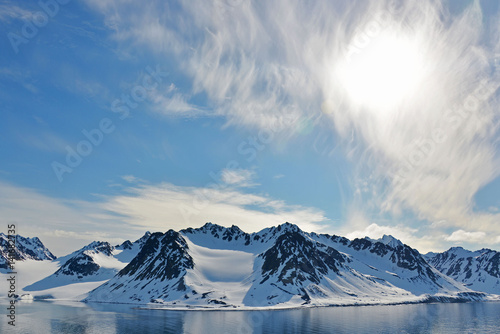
left=1, top=300, right=499, bottom=333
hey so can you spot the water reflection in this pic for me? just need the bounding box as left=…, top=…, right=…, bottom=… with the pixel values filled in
left=2, top=300, right=499, bottom=333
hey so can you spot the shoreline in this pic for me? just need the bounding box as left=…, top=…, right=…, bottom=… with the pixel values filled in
left=81, top=293, right=498, bottom=312
left=1, top=292, right=497, bottom=312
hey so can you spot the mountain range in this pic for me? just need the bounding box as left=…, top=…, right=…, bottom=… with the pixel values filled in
left=424, top=247, right=500, bottom=294
left=1, top=223, right=498, bottom=309
left=23, top=232, right=150, bottom=291
left=0, top=233, right=56, bottom=269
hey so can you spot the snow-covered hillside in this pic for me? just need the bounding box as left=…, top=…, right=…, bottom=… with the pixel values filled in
left=425, top=247, right=500, bottom=294
left=21, top=232, right=150, bottom=299
left=84, top=223, right=488, bottom=308
left=308, top=232, right=466, bottom=297
left=0, top=233, right=56, bottom=269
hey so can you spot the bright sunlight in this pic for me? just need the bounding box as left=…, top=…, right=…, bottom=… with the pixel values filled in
left=337, top=32, right=426, bottom=113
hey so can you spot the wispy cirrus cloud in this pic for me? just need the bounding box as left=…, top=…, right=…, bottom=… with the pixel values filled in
left=82, top=0, right=500, bottom=245
left=220, top=168, right=257, bottom=187
left=0, top=3, right=33, bottom=23
left=18, top=131, right=71, bottom=154
left=149, top=84, right=204, bottom=117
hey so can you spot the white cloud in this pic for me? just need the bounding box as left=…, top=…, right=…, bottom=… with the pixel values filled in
left=100, top=182, right=327, bottom=234
left=2, top=179, right=498, bottom=255
left=46, top=230, right=125, bottom=247
left=121, top=175, right=146, bottom=184
left=345, top=223, right=418, bottom=245
left=445, top=229, right=487, bottom=243
left=220, top=168, right=257, bottom=187
left=342, top=222, right=457, bottom=253
left=0, top=180, right=328, bottom=255
left=0, top=181, right=129, bottom=256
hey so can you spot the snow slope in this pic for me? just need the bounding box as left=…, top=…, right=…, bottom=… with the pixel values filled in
left=19, top=233, right=150, bottom=299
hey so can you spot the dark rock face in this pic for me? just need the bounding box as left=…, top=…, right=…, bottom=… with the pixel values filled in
left=119, top=240, right=133, bottom=250
left=182, top=223, right=252, bottom=245
left=369, top=242, right=390, bottom=257
left=54, top=242, right=114, bottom=277
left=260, top=230, right=345, bottom=286
left=55, top=254, right=100, bottom=277
left=388, top=245, right=441, bottom=284
left=485, top=253, right=500, bottom=278
left=350, top=238, right=373, bottom=251
left=119, top=230, right=194, bottom=282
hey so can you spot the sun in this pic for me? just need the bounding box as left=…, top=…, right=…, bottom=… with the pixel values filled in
left=337, top=32, right=426, bottom=113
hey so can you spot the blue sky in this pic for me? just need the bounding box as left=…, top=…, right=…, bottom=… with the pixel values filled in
left=0, top=0, right=499, bottom=255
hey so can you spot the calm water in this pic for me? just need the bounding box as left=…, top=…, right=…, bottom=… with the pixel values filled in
left=1, top=300, right=500, bottom=333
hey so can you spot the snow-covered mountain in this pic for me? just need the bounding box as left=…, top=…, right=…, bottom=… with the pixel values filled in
left=308, top=232, right=467, bottom=297
left=85, top=223, right=487, bottom=308
left=424, top=247, right=500, bottom=294
left=24, top=232, right=150, bottom=291
left=85, top=230, right=196, bottom=303
left=0, top=233, right=56, bottom=269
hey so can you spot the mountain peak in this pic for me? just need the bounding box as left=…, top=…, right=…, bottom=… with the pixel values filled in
left=81, top=241, right=114, bottom=256
left=0, top=233, right=56, bottom=268
left=378, top=234, right=404, bottom=248
left=446, top=246, right=474, bottom=257
left=201, top=222, right=219, bottom=229
left=275, top=222, right=301, bottom=233
left=476, top=248, right=494, bottom=254
left=258, top=227, right=345, bottom=293
left=229, top=224, right=244, bottom=232
left=118, top=240, right=133, bottom=249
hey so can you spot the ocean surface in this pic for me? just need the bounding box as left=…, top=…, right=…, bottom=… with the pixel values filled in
left=1, top=300, right=500, bottom=333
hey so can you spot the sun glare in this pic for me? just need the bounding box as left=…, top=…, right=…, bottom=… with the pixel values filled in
left=337, top=33, right=426, bottom=113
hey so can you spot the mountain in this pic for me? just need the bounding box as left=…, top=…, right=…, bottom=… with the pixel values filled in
left=24, top=232, right=150, bottom=291
left=371, top=234, right=404, bottom=249
left=0, top=233, right=56, bottom=269
left=85, top=223, right=487, bottom=308
left=424, top=247, right=500, bottom=294
left=308, top=232, right=467, bottom=297
left=84, top=230, right=196, bottom=303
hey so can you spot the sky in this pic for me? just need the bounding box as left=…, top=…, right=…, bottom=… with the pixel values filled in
left=0, top=0, right=499, bottom=256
